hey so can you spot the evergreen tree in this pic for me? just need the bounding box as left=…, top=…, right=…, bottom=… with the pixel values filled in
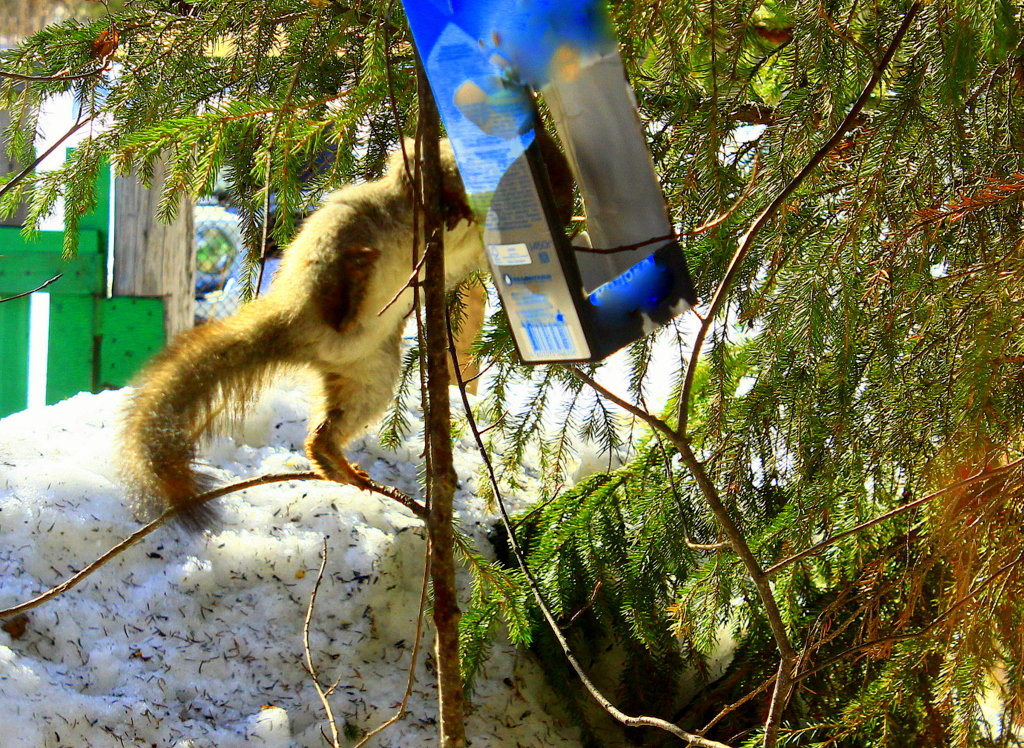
left=3, top=0, right=1023, bottom=745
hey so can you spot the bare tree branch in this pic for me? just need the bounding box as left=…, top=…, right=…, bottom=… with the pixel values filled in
left=0, top=471, right=423, bottom=619
left=416, top=63, right=467, bottom=748
left=303, top=537, right=342, bottom=748
left=0, top=273, right=62, bottom=302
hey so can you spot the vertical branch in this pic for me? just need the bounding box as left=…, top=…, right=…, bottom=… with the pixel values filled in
left=416, top=63, right=468, bottom=748
left=304, top=537, right=342, bottom=748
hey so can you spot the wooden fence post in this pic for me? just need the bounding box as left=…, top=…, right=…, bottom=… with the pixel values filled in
left=111, top=157, right=195, bottom=340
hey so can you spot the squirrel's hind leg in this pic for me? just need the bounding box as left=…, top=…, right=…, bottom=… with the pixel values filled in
left=305, top=371, right=374, bottom=490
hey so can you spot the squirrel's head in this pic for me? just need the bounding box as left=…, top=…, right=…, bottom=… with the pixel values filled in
left=387, top=139, right=475, bottom=231
left=389, top=133, right=574, bottom=233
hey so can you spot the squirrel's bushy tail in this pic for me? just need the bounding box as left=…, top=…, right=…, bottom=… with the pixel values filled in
left=119, top=303, right=292, bottom=531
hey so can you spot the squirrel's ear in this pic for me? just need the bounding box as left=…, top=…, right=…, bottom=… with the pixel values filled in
left=440, top=164, right=476, bottom=230
left=389, top=139, right=476, bottom=230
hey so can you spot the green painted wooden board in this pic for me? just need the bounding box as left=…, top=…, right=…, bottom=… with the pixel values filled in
left=0, top=226, right=101, bottom=254
left=46, top=296, right=96, bottom=405
left=75, top=155, right=111, bottom=251
left=97, top=296, right=165, bottom=389
left=0, top=295, right=30, bottom=416
left=0, top=228, right=103, bottom=295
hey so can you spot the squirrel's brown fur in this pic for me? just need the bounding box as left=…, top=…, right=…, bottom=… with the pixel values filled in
left=118, top=142, right=488, bottom=530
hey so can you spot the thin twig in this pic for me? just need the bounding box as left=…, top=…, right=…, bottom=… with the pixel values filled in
left=794, top=549, right=1024, bottom=685
left=686, top=539, right=731, bottom=551
left=766, top=457, right=1024, bottom=575
left=377, top=246, right=430, bottom=317
left=572, top=156, right=761, bottom=256
left=303, top=537, right=342, bottom=748
left=0, top=471, right=423, bottom=619
left=379, top=23, right=436, bottom=321
left=450, top=335, right=731, bottom=747
left=253, top=9, right=324, bottom=297
left=699, top=673, right=776, bottom=737
left=567, top=367, right=797, bottom=742
left=353, top=539, right=432, bottom=747
left=0, top=273, right=62, bottom=302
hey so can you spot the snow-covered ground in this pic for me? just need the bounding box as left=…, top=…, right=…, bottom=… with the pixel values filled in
left=0, top=385, right=581, bottom=747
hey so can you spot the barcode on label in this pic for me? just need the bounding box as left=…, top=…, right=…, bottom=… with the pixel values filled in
left=523, top=321, right=574, bottom=356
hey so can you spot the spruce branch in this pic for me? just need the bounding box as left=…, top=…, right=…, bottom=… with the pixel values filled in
left=568, top=366, right=798, bottom=746
left=456, top=348, right=731, bottom=747
left=0, top=113, right=95, bottom=201
left=676, top=1, right=922, bottom=439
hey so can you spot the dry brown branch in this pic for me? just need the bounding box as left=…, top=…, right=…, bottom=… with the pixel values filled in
left=700, top=673, right=776, bottom=737
left=0, top=470, right=424, bottom=619
left=303, top=537, right=342, bottom=748
left=794, top=549, right=1024, bottom=684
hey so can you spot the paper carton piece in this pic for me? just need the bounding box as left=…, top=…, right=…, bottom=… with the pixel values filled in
left=402, top=0, right=696, bottom=363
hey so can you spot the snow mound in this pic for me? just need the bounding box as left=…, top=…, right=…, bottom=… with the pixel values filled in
left=0, top=386, right=579, bottom=747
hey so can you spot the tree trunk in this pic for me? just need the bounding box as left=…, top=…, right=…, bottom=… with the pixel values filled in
left=111, top=158, right=195, bottom=340
left=418, top=66, right=468, bottom=748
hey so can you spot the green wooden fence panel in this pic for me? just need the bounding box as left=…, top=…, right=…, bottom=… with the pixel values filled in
left=0, top=160, right=165, bottom=417
left=77, top=156, right=111, bottom=249
left=46, top=295, right=97, bottom=405
left=0, top=295, right=30, bottom=415
left=0, top=228, right=103, bottom=295
left=97, top=297, right=164, bottom=389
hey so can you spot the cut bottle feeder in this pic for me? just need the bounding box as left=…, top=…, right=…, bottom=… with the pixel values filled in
left=402, top=0, right=696, bottom=363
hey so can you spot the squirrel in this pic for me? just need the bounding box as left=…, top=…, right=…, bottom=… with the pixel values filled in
left=119, top=135, right=574, bottom=531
